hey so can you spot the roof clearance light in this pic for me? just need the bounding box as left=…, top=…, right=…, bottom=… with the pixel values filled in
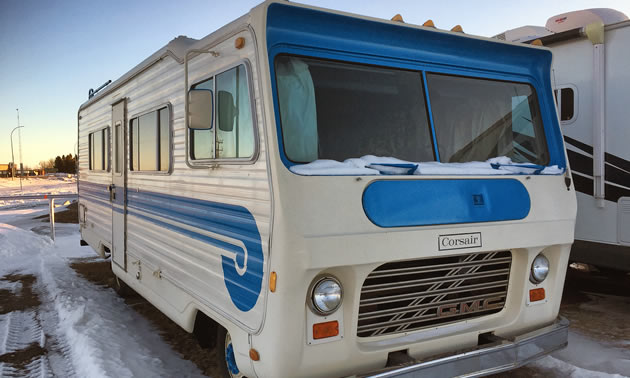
left=531, top=39, right=543, bottom=46
left=391, top=14, right=404, bottom=23
left=234, top=37, right=245, bottom=49
left=451, top=25, right=464, bottom=33
left=423, top=19, right=436, bottom=28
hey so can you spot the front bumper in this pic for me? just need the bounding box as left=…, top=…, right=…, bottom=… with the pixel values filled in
left=363, top=316, right=569, bottom=378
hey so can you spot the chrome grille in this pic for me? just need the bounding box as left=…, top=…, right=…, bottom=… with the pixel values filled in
left=357, top=251, right=511, bottom=337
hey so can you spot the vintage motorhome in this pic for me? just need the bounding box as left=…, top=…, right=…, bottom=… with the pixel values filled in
left=78, top=1, right=576, bottom=376
left=499, top=9, right=630, bottom=271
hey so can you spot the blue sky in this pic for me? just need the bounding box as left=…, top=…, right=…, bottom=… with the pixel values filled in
left=1, top=0, right=629, bottom=167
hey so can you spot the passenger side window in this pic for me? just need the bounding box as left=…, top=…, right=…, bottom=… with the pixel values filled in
left=88, top=128, right=109, bottom=171
left=553, top=87, right=576, bottom=122
left=189, top=64, right=255, bottom=161
left=130, top=107, right=170, bottom=172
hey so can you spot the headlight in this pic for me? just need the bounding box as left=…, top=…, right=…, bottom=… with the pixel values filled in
left=310, top=276, right=342, bottom=315
left=530, top=254, right=550, bottom=284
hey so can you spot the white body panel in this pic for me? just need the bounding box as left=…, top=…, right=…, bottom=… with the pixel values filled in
left=79, top=25, right=273, bottom=335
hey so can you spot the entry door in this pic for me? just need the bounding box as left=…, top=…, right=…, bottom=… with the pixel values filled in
left=111, top=100, right=127, bottom=270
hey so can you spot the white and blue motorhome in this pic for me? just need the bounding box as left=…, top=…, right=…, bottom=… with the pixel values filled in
left=78, top=2, right=576, bottom=376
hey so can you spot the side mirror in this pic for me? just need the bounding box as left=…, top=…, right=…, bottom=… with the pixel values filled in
left=188, top=89, right=213, bottom=130
left=218, top=90, right=236, bottom=132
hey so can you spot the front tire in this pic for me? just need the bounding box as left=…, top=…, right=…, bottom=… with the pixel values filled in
left=216, top=326, right=245, bottom=378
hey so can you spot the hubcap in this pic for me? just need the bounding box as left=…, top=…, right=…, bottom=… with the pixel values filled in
left=224, top=332, right=241, bottom=377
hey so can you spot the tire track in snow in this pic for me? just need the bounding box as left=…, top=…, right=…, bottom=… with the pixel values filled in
left=0, top=310, right=51, bottom=378
left=0, top=279, right=76, bottom=377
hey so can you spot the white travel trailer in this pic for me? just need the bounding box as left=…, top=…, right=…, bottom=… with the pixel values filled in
left=499, top=9, right=630, bottom=271
left=78, top=1, right=576, bottom=376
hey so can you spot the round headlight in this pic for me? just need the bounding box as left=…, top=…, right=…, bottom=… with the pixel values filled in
left=530, top=254, right=550, bottom=284
left=310, top=277, right=342, bottom=315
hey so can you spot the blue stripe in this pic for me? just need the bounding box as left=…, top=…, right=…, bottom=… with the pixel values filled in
left=125, top=189, right=264, bottom=312
left=422, top=71, right=440, bottom=162
left=78, top=181, right=264, bottom=312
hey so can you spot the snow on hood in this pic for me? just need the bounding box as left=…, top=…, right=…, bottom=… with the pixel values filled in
left=289, top=155, right=564, bottom=176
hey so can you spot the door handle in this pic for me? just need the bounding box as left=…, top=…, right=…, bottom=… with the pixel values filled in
left=108, top=184, right=116, bottom=201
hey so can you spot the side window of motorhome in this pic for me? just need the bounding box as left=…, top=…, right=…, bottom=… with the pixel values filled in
left=553, top=87, right=575, bottom=122
left=88, top=128, right=109, bottom=171
left=427, top=74, right=548, bottom=165
left=189, top=64, right=255, bottom=161
left=129, top=107, right=170, bottom=172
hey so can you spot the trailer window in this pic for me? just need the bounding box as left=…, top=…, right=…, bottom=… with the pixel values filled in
left=274, top=55, right=434, bottom=163
left=130, top=107, right=170, bottom=172
left=189, top=64, right=255, bottom=161
left=88, top=128, right=109, bottom=171
left=427, top=73, right=548, bottom=165
left=553, top=87, right=575, bottom=122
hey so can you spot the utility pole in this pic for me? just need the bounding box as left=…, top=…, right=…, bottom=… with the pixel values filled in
left=13, top=108, right=25, bottom=191
left=10, top=125, right=24, bottom=180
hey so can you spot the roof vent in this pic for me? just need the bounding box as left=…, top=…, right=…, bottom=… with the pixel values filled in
left=545, top=8, right=628, bottom=33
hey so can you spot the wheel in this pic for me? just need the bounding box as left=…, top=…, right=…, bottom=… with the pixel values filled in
left=112, top=275, right=132, bottom=297
left=217, top=326, right=245, bottom=378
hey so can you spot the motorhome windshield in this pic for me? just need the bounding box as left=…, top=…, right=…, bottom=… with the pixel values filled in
left=274, top=55, right=549, bottom=167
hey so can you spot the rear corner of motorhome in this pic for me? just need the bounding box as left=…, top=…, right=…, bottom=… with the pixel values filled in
left=77, top=1, right=577, bottom=376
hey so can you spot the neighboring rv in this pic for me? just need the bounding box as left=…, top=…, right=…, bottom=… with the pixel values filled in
left=499, top=9, right=630, bottom=271
left=78, top=1, right=576, bottom=376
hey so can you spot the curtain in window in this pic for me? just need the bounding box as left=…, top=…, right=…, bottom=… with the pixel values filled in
left=276, top=57, right=318, bottom=162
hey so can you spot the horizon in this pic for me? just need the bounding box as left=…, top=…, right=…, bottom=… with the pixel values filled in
left=1, top=0, right=629, bottom=167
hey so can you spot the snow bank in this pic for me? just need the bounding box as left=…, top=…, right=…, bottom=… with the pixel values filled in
left=290, top=155, right=564, bottom=176
left=0, top=221, right=204, bottom=378
left=533, top=331, right=630, bottom=377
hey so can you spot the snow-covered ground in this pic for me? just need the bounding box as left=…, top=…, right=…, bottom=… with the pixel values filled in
left=1, top=178, right=628, bottom=377
left=0, top=177, right=77, bottom=210
left=0, top=179, right=204, bottom=377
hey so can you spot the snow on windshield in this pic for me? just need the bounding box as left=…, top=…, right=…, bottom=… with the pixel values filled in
left=290, top=155, right=564, bottom=176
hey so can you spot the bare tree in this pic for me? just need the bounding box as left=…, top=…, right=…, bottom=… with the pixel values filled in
left=38, top=158, right=55, bottom=169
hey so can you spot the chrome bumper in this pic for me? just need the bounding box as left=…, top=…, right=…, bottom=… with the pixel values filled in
left=365, top=317, right=569, bottom=378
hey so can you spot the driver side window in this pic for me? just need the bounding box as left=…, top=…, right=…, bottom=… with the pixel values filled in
left=189, top=64, right=255, bottom=161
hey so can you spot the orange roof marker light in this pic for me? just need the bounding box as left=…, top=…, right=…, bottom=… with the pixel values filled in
left=391, top=14, right=404, bottom=23
left=423, top=19, right=436, bottom=28
left=451, top=25, right=464, bottom=33
left=234, top=37, right=246, bottom=49
left=531, top=39, right=544, bottom=46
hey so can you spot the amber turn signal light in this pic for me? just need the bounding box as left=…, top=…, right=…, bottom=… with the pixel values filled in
left=269, top=271, right=277, bottom=293
left=249, top=348, right=260, bottom=361
left=529, top=288, right=546, bottom=302
left=313, top=321, right=339, bottom=339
